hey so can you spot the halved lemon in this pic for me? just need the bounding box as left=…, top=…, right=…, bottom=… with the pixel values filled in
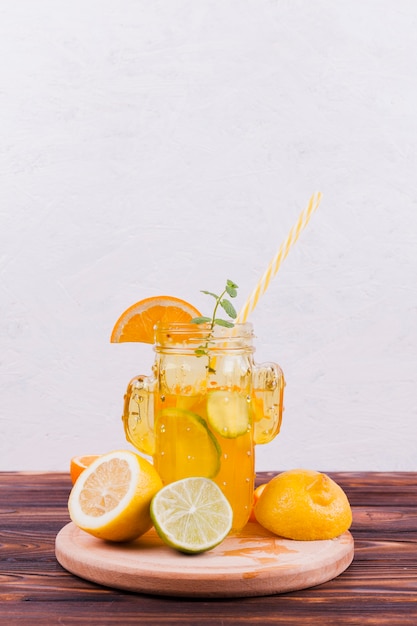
left=206, top=390, right=251, bottom=438
left=110, top=296, right=201, bottom=343
left=150, top=477, right=233, bottom=553
left=154, top=408, right=221, bottom=482
left=68, top=450, right=163, bottom=542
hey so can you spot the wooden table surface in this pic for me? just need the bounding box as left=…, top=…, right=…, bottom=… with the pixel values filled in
left=1, top=471, right=417, bottom=625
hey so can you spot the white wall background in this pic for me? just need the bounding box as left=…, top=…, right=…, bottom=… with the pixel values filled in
left=1, top=0, right=416, bottom=472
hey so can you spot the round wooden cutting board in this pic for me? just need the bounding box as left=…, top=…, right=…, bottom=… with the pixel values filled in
left=55, top=522, right=354, bottom=597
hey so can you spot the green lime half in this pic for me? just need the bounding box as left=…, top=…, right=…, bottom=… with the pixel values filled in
left=150, top=477, right=233, bottom=553
left=155, top=408, right=221, bottom=481
left=206, top=391, right=251, bottom=438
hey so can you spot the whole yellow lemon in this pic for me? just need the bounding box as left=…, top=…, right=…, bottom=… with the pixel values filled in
left=254, top=469, right=352, bottom=541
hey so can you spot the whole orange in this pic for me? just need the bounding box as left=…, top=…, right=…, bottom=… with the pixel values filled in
left=248, top=483, right=268, bottom=522
left=70, top=455, right=101, bottom=484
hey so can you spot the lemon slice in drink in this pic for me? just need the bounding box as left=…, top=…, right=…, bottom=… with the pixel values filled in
left=68, top=450, right=163, bottom=542
left=150, top=477, right=233, bottom=553
left=206, top=390, right=250, bottom=438
left=155, top=408, right=221, bottom=481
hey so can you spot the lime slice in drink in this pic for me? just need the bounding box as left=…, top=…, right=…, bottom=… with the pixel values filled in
left=150, top=477, right=233, bottom=553
left=155, top=408, right=221, bottom=480
left=206, top=391, right=250, bottom=438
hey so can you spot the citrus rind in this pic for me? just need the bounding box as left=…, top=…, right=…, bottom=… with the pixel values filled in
left=150, top=477, right=233, bottom=554
left=254, top=469, right=352, bottom=541
left=68, top=450, right=163, bottom=542
left=110, top=296, right=201, bottom=343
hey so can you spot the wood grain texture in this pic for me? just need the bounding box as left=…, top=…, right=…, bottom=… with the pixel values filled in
left=1, top=471, right=417, bottom=625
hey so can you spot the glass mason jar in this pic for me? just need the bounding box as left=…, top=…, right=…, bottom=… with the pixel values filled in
left=122, top=323, right=285, bottom=530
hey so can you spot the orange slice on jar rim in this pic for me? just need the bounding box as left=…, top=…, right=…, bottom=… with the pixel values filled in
left=110, top=296, right=202, bottom=344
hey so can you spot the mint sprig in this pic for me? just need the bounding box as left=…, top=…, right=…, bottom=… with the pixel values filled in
left=190, top=280, right=239, bottom=371
left=191, top=279, right=238, bottom=330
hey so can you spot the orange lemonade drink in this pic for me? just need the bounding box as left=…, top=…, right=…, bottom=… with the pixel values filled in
left=152, top=391, right=254, bottom=531
left=122, top=322, right=284, bottom=530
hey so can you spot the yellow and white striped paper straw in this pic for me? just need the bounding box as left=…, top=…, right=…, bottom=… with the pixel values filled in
left=236, top=191, right=323, bottom=323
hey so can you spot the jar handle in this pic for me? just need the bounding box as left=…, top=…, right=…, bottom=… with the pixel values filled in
left=122, top=375, right=156, bottom=456
left=252, top=362, right=285, bottom=445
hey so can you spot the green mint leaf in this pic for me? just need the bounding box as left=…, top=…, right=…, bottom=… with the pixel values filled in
left=190, top=316, right=212, bottom=324
left=194, top=280, right=239, bottom=361
left=220, top=299, right=237, bottom=319
left=201, top=290, right=219, bottom=299
left=214, top=318, right=235, bottom=328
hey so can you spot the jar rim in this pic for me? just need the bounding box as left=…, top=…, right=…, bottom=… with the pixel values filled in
left=153, top=322, right=254, bottom=350
left=154, top=321, right=253, bottom=335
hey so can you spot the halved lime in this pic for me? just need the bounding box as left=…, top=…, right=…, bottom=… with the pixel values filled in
left=206, top=391, right=250, bottom=438
left=154, top=408, right=221, bottom=481
left=150, top=477, right=233, bottom=553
